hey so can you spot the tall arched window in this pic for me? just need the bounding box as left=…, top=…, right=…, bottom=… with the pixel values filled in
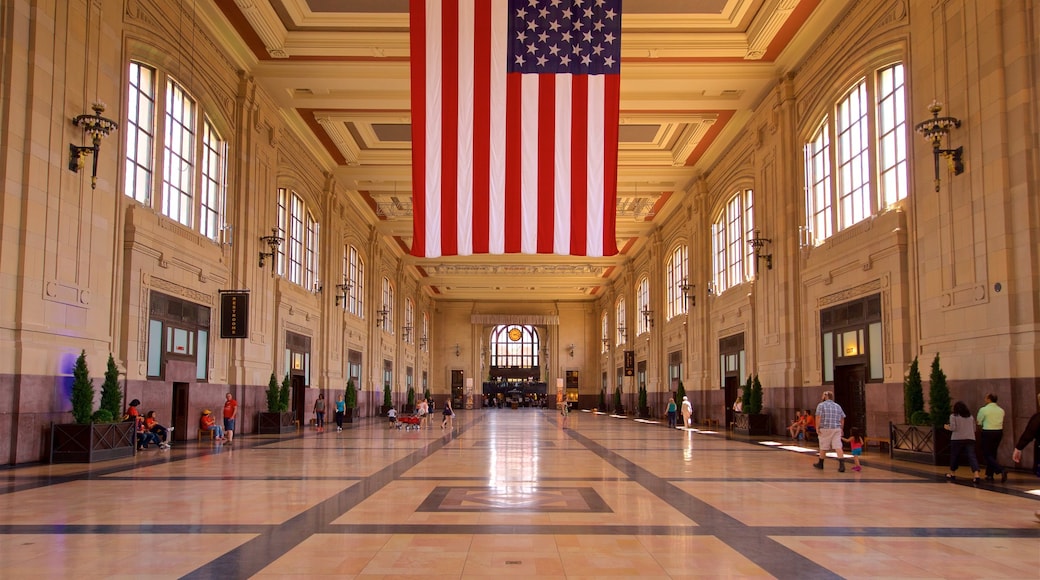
left=276, top=188, right=320, bottom=289
left=489, top=325, right=541, bottom=369
left=124, top=61, right=227, bottom=242
left=404, top=298, right=415, bottom=344
left=636, top=276, right=650, bottom=335
left=344, top=245, right=365, bottom=317
left=666, top=244, right=689, bottom=319
left=379, top=277, right=394, bottom=332
left=616, top=298, right=627, bottom=345
left=804, top=62, right=907, bottom=245
left=711, top=189, right=755, bottom=294
left=421, top=312, right=429, bottom=352
left=601, top=311, right=609, bottom=353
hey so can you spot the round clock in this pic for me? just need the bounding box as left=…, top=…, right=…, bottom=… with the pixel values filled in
left=508, top=328, right=522, bottom=341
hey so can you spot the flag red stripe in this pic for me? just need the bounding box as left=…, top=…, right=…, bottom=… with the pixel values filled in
left=602, top=75, right=620, bottom=256
left=471, top=1, right=491, bottom=254
left=537, top=76, right=556, bottom=254
left=409, top=2, right=427, bottom=257
left=570, top=76, right=589, bottom=255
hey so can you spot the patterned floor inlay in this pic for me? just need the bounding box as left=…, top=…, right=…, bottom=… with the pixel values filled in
left=469, top=440, right=556, bottom=447
left=416, top=486, right=612, bottom=512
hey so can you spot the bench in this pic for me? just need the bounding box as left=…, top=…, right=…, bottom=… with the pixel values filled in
left=197, top=428, right=216, bottom=442
left=864, top=436, right=889, bottom=453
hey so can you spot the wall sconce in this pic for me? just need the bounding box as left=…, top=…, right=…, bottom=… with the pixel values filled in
left=454, top=343, right=461, bottom=357
left=402, top=325, right=413, bottom=341
left=706, top=281, right=716, bottom=296
left=602, top=337, right=609, bottom=349
left=376, top=306, right=390, bottom=327
left=420, top=334, right=428, bottom=348
left=679, top=278, right=696, bottom=307
left=258, top=228, right=284, bottom=269
left=618, top=324, right=627, bottom=343
left=568, top=343, right=575, bottom=357
left=69, top=102, right=119, bottom=189
left=748, top=229, right=773, bottom=272
left=334, top=281, right=352, bottom=306
left=641, top=306, right=654, bottom=329
left=914, top=100, right=964, bottom=192
left=313, top=282, right=323, bottom=295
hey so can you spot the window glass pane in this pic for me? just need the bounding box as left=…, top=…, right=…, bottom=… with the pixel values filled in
left=868, top=322, right=882, bottom=379
left=148, top=319, right=163, bottom=377
left=877, top=64, right=908, bottom=207
left=199, top=120, right=225, bottom=241
left=197, top=330, right=208, bottom=380
left=125, top=62, right=154, bottom=204
left=161, top=81, right=196, bottom=227
left=171, top=328, right=190, bottom=354
left=835, top=80, right=871, bottom=230
left=823, top=332, right=834, bottom=382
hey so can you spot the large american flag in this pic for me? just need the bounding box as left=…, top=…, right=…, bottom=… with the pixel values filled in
left=409, top=0, right=622, bottom=258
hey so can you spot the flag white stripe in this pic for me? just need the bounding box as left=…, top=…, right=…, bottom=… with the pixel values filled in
left=586, top=75, right=606, bottom=257
left=520, top=76, right=540, bottom=254
left=424, top=1, right=443, bottom=258
left=554, top=76, right=572, bottom=255
left=488, top=2, right=507, bottom=254
left=456, top=0, right=475, bottom=256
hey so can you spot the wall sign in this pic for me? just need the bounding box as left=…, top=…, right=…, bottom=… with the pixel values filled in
left=219, top=291, right=249, bottom=339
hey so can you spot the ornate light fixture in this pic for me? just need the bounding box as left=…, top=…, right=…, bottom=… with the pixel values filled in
left=454, top=343, right=461, bottom=357
left=420, top=334, right=429, bottom=348
left=568, top=343, right=575, bottom=357
left=69, top=102, right=119, bottom=189
left=748, top=229, right=773, bottom=273
left=641, top=306, right=654, bottom=329
left=402, top=325, right=413, bottom=341
left=376, top=306, right=390, bottom=327
left=679, top=279, right=696, bottom=307
left=334, top=281, right=352, bottom=306
left=258, top=228, right=284, bottom=269
left=914, top=100, right=964, bottom=192
left=618, top=323, right=627, bottom=343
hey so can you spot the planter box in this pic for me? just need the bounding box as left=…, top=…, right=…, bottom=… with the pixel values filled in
left=51, top=422, right=136, bottom=463
left=733, top=413, right=771, bottom=436
left=344, top=408, right=356, bottom=423
left=258, top=411, right=296, bottom=434
left=890, top=423, right=951, bottom=465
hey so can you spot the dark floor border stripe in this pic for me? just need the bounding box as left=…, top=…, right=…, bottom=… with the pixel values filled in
left=563, top=419, right=841, bottom=579
left=181, top=414, right=485, bottom=579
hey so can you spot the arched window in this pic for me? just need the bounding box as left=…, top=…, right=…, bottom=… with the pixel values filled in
left=636, top=276, right=650, bottom=335
left=421, top=312, right=429, bottom=352
left=342, top=245, right=365, bottom=317
left=124, top=61, right=227, bottom=242
left=489, top=325, right=541, bottom=369
left=804, top=63, right=907, bottom=245
left=711, top=189, right=755, bottom=294
left=601, top=311, right=609, bottom=353
left=404, top=298, right=415, bottom=344
left=379, top=277, right=394, bottom=332
left=276, top=188, right=320, bottom=289
left=616, top=298, right=627, bottom=345
left=666, top=244, right=689, bottom=320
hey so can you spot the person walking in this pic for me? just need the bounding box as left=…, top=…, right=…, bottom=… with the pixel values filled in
left=334, top=394, right=345, bottom=432
left=976, top=393, right=1007, bottom=482
left=680, top=396, right=693, bottom=429
left=441, top=400, right=455, bottom=430
left=313, top=393, right=326, bottom=433
left=944, top=400, right=982, bottom=484
left=223, top=392, right=238, bottom=444
left=417, top=397, right=429, bottom=429
left=666, top=396, right=677, bottom=428
left=1011, top=393, right=1040, bottom=522
left=813, top=390, right=846, bottom=472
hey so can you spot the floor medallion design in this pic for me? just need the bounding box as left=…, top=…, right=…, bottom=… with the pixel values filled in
left=416, top=486, right=612, bottom=513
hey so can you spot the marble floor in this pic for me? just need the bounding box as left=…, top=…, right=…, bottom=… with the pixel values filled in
left=1, top=409, right=1038, bottom=579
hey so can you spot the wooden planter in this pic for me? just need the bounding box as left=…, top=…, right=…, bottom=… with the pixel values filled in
left=733, top=413, right=771, bottom=436
left=50, top=422, right=136, bottom=463
left=344, top=407, right=356, bottom=423
left=258, top=411, right=296, bottom=434
left=890, top=423, right=951, bottom=465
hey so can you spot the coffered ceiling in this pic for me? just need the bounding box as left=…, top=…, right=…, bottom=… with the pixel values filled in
left=208, top=0, right=849, bottom=302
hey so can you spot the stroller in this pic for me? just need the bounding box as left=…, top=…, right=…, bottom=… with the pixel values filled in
left=395, top=414, right=422, bottom=430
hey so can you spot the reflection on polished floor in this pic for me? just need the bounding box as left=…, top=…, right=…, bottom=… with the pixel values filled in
left=1, top=409, right=1038, bottom=578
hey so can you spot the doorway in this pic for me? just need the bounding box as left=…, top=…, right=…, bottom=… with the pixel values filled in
left=451, top=369, right=464, bottom=407
left=171, top=382, right=189, bottom=441
left=833, top=364, right=866, bottom=436
left=724, top=375, right=740, bottom=427
left=291, top=374, right=306, bottom=423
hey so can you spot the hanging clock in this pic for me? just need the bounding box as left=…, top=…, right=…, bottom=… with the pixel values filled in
left=508, top=328, right=522, bottom=341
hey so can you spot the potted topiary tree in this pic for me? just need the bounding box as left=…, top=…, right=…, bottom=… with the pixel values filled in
left=406, top=386, right=416, bottom=414
left=258, top=372, right=296, bottom=434
left=613, top=385, right=623, bottom=415
left=638, top=383, right=649, bottom=418
left=51, top=351, right=135, bottom=463
left=890, top=354, right=952, bottom=465
left=734, top=374, right=771, bottom=436
left=344, top=378, right=358, bottom=423
left=381, top=382, right=393, bottom=415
